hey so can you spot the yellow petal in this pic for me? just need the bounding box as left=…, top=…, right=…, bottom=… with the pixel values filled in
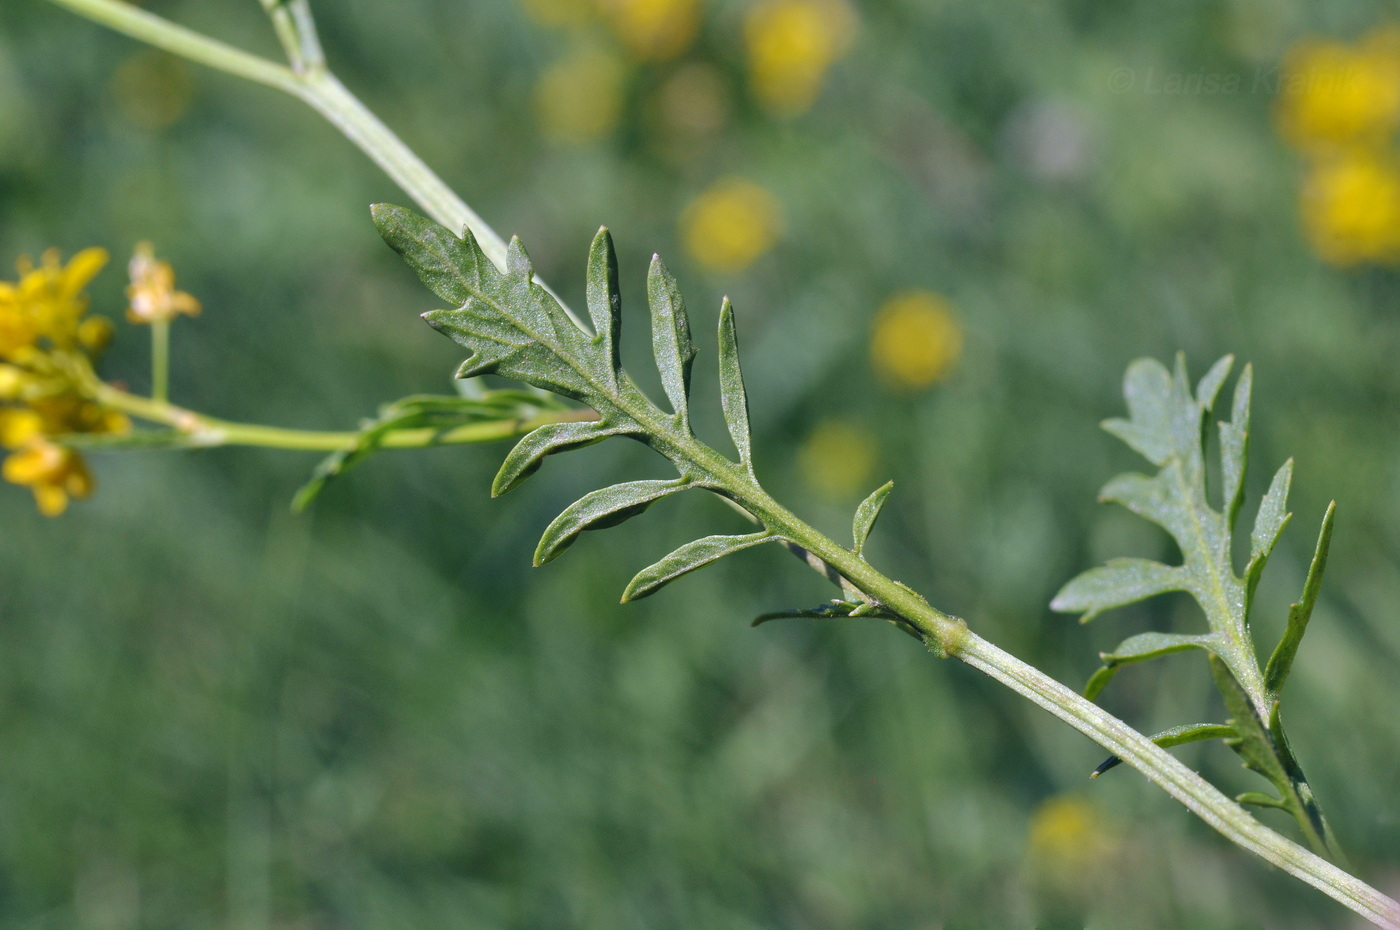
left=0, top=408, right=43, bottom=448
left=64, top=457, right=94, bottom=499
left=33, top=483, right=69, bottom=516
left=3, top=444, right=53, bottom=484
left=60, top=248, right=109, bottom=299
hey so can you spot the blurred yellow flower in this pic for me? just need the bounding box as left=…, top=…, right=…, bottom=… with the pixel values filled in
left=1026, top=795, right=1119, bottom=894
left=1301, top=149, right=1400, bottom=265
left=0, top=247, right=108, bottom=356
left=1277, top=29, right=1400, bottom=148
left=1, top=433, right=94, bottom=517
left=126, top=242, right=200, bottom=324
left=655, top=63, right=730, bottom=140
left=600, top=0, right=699, bottom=60
left=680, top=178, right=782, bottom=272
left=111, top=50, right=194, bottom=131
left=869, top=290, right=963, bottom=392
left=534, top=45, right=628, bottom=143
left=0, top=247, right=129, bottom=515
left=744, top=0, right=855, bottom=116
left=798, top=418, right=876, bottom=499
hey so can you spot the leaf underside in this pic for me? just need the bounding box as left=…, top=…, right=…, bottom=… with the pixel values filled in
left=375, top=204, right=896, bottom=606
left=1054, top=354, right=1343, bottom=861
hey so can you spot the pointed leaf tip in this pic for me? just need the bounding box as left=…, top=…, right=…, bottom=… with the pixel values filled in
left=1263, top=500, right=1334, bottom=696
left=492, top=420, right=627, bottom=497
left=717, top=298, right=752, bottom=466
left=852, top=481, right=894, bottom=554
left=646, top=255, right=696, bottom=427
left=621, top=531, right=775, bottom=601
left=586, top=227, right=623, bottom=384
left=534, top=479, right=688, bottom=566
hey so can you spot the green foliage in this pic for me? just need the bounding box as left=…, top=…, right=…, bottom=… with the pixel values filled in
left=1053, top=355, right=1344, bottom=861
left=375, top=203, right=885, bottom=603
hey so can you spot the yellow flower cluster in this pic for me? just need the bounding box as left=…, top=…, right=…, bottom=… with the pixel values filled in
left=679, top=177, right=783, bottom=272
left=534, top=44, right=628, bottom=143
left=0, top=249, right=127, bottom=515
left=1277, top=27, right=1400, bottom=265
left=869, top=290, right=963, bottom=392
left=522, top=0, right=855, bottom=144
left=744, top=0, right=855, bottom=116
left=523, top=0, right=700, bottom=143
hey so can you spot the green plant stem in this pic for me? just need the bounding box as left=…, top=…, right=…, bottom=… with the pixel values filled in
left=89, top=383, right=586, bottom=452
left=36, top=1, right=1400, bottom=925
left=41, top=0, right=582, bottom=329
left=663, top=426, right=1400, bottom=929
left=149, top=319, right=170, bottom=404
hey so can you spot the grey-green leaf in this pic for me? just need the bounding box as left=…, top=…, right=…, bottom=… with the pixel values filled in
left=1084, top=631, right=1220, bottom=700
left=585, top=227, right=622, bottom=385
left=1090, top=722, right=1234, bottom=777
left=1237, top=791, right=1289, bottom=810
left=647, top=255, right=696, bottom=427
left=1209, top=655, right=1290, bottom=787
left=1051, top=558, right=1188, bottom=624
left=622, top=531, right=774, bottom=602
left=1245, top=459, right=1293, bottom=604
left=1218, top=363, right=1252, bottom=528
left=373, top=203, right=496, bottom=305
left=534, top=479, right=689, bottom=566
left=1264, top=501, right=1335, bottom=696
left=716, top=297, right=752, bottom=467
left=493, top=420, right=627, bottom=497
left=1101, top=358, right=1176, bottom=466
left=1196, top=355, right=1234, bottom=412
left=852, top=481, right=894, bottom=555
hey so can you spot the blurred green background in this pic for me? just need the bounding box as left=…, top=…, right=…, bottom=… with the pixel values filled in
left=2, top=0, right=1400, bottom=926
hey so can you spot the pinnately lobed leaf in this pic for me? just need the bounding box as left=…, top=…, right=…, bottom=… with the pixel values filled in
left=1056, top=354, right=1345, bottom=861
left=374, top=203, right=787, bottom=602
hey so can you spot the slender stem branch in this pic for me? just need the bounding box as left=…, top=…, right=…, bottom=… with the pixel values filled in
left=149, top=319, right=170, bottom=404
left=708, top=461, right=1400, bottom=929
left=43, top=0, right=302, bottom=92
left=90, top=383, right=589, bottom=452
left=42, top=0, right=583, bottom=329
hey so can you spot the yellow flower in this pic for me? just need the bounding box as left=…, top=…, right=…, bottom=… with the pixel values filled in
left=1025, top=796, right=1119, bottom=896
left=1277, top=28, right=1400, bottom=148
left=798, top=418, right=877, bottom=499
left=1301, top=149, right=1400, bottom=265
left=0, top=246, right=128, bottom=516
left=534, top=45, right=628, bottom=143
left=744, top=0, right=855, bottom=116
left=869, top=290, right=963, bottom=392
left=599, top=0, right=698, bottom=60
left=1, top=435, right=94, bottom=517
left=0, top=248, right=108, bottom=357
left=126, top=242, right=200, bottom=324
left=679, top=178, right=782, bottom=272
left=111, top=50, right=194, bottom=131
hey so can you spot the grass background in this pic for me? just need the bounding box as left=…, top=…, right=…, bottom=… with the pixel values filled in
left=1, top=0, right=1399, bottom=926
